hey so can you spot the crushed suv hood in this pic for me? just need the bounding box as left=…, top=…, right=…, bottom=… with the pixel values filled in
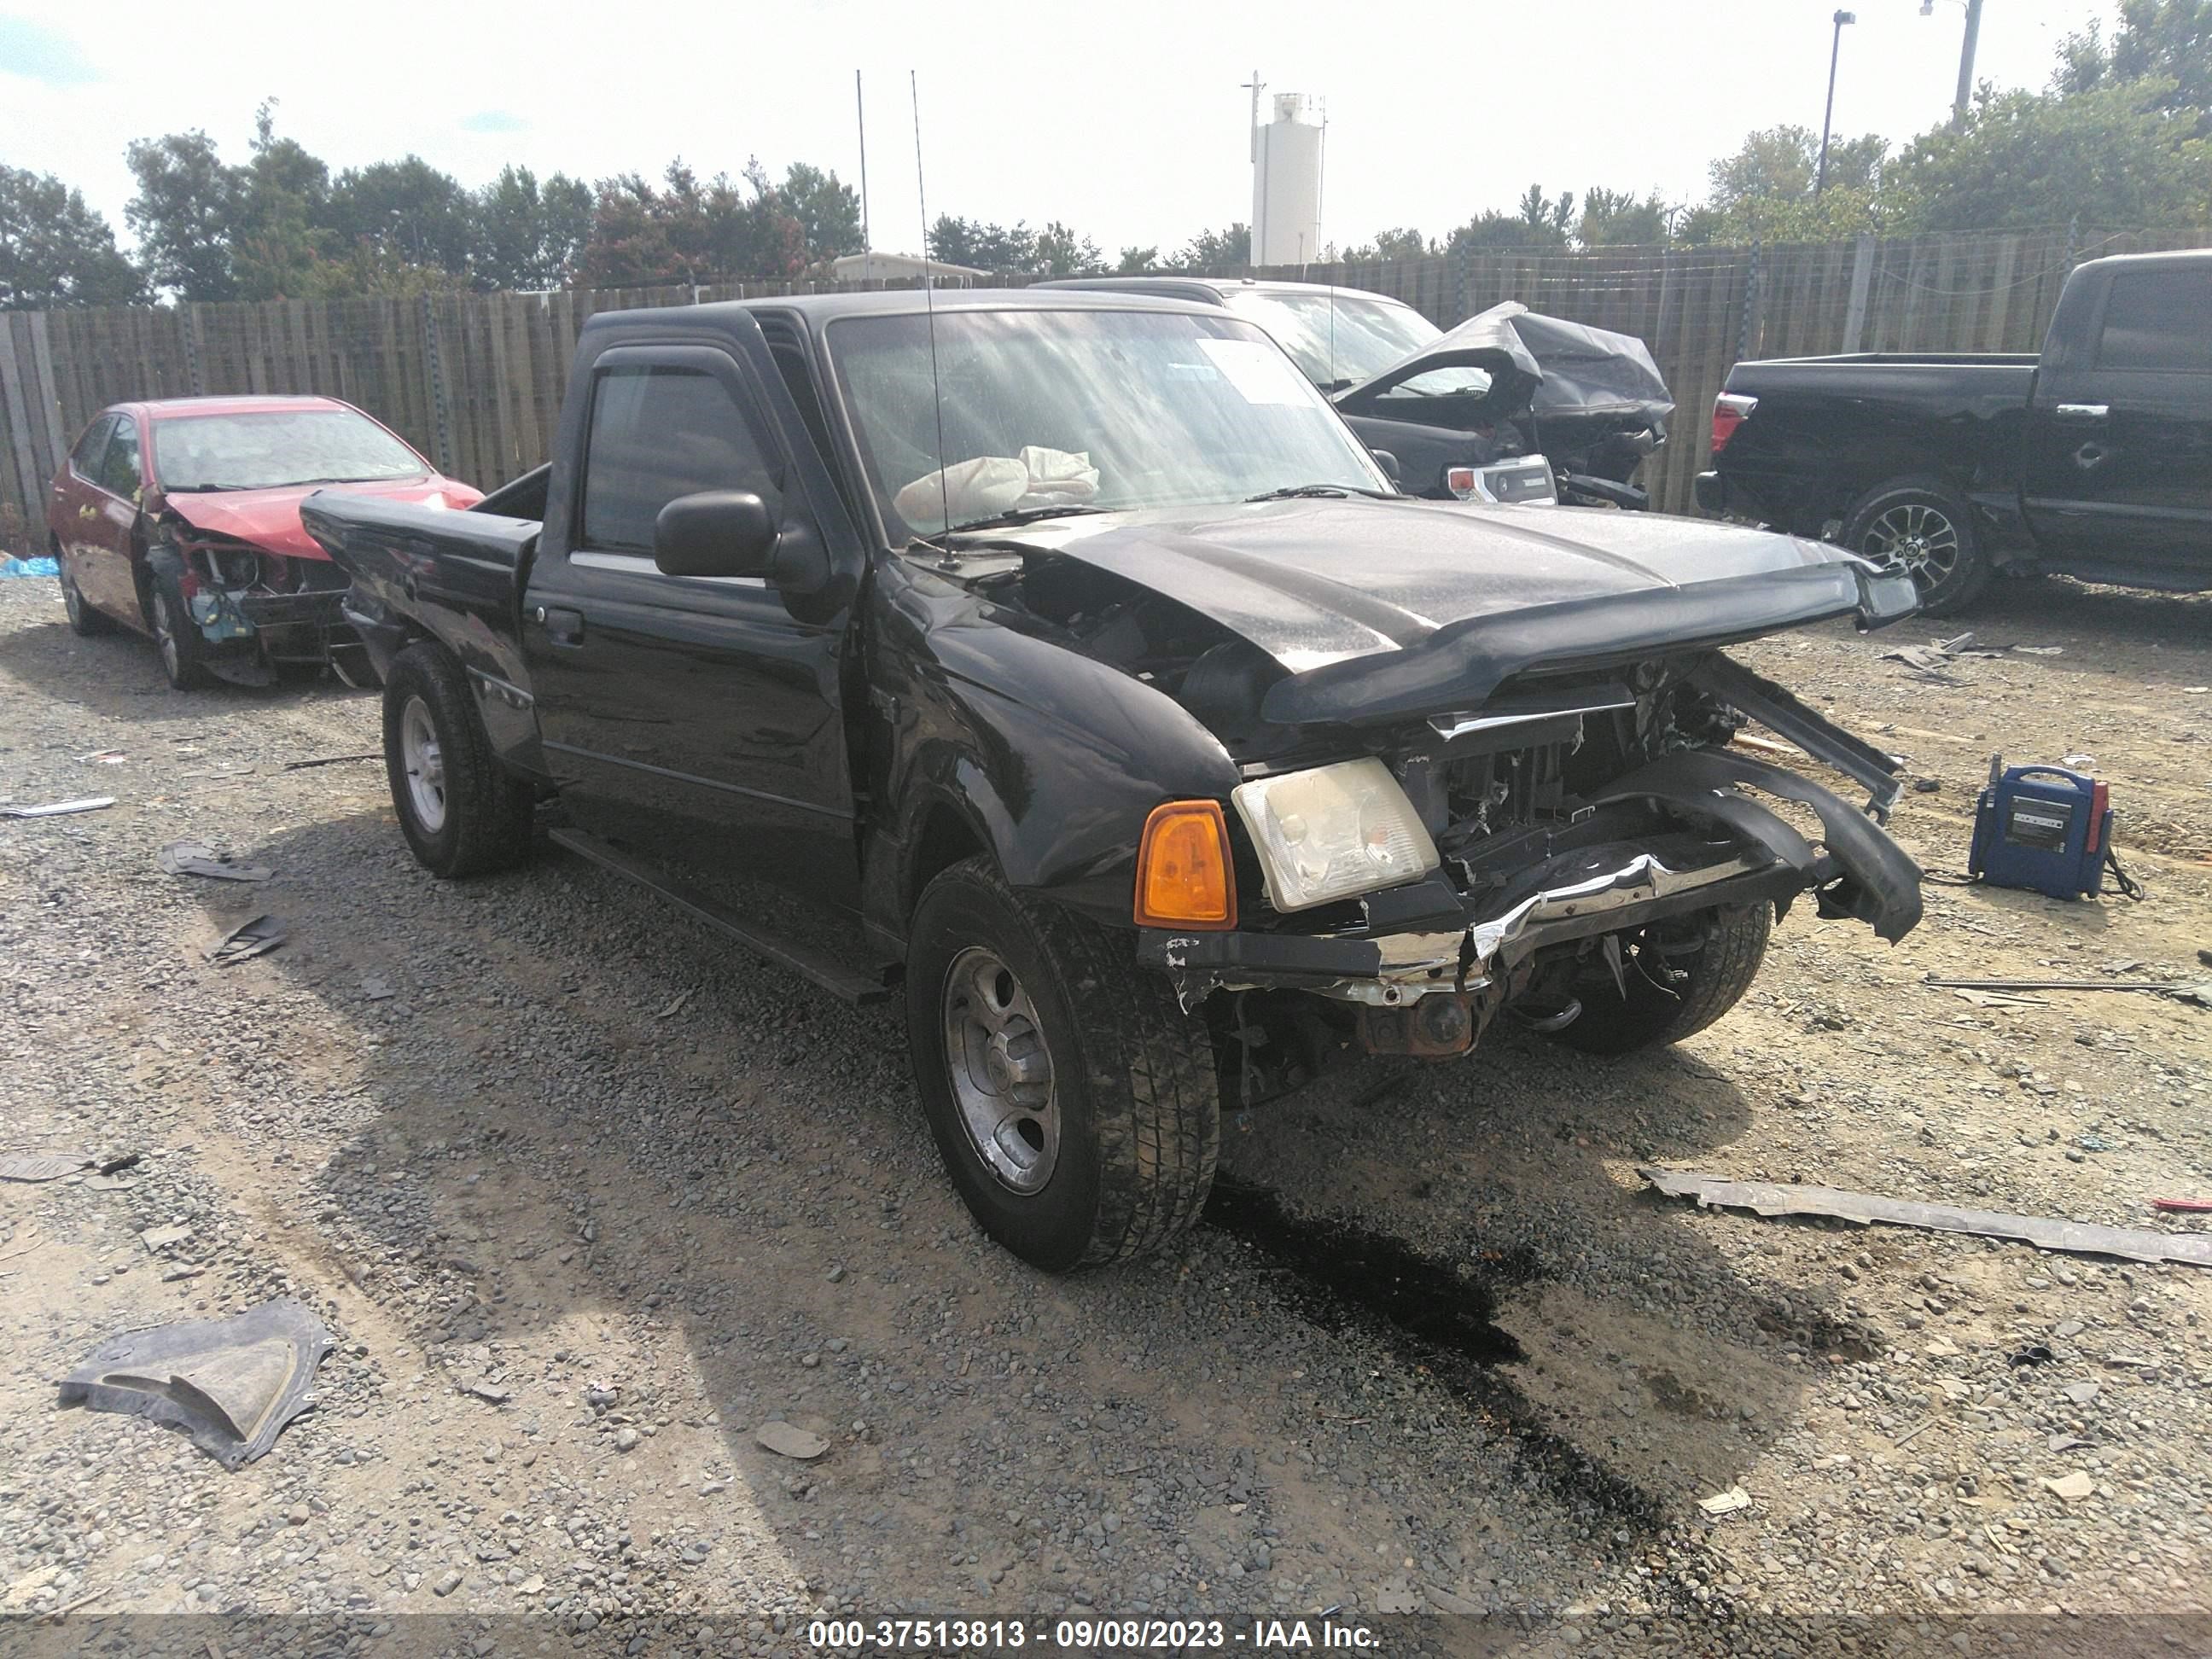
left=162, top=476, right=479, bottom=561
left=987, top=497, right=1915, bottom=725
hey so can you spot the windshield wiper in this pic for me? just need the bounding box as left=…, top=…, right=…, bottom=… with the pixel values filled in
left=945, top=504, right=1110, bottom=534
left=1243, top=482, right=1391, bottom=503
left=166, top=483, right=254, bottom=492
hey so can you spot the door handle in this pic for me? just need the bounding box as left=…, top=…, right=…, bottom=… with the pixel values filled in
left=2052, top=403, right=2110, bottom=421
left=535, top=605, right=585, bottom=646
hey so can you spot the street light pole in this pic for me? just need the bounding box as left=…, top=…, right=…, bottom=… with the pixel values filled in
left=1953, top=0, right=1984, bottom=124
left=1816, top=9, right=1856, bottom=196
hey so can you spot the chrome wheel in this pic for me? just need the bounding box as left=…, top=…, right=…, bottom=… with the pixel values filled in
left=399, top=696, right=447, bottom=834
left=1860, top=502, right=1961, bottom=585
left=151, top=590, right=183, bottom=679
left=941, top=946, right=1059, bottom=1194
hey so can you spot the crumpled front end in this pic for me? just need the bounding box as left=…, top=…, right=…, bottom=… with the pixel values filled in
left=1132, top=649, right=1922, bottom=1089
left=149, top=521, right=361, bottom=686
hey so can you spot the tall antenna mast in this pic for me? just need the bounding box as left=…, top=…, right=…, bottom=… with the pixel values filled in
left=912, top=70, right=950, bottom=544
left=1241, top=71, right=1265, bottom=269
left=855, top=70, right=871, bottom=258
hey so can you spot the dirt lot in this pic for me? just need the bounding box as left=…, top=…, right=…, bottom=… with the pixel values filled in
left=3, top=568, right=2211, bottom=1654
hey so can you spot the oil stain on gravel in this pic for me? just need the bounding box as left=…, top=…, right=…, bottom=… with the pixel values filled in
left=1202, top=1176, right=1670, bottom=1542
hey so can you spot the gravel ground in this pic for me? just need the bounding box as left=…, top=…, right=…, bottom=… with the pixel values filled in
left=3, top=568, right=2211, bottom=1656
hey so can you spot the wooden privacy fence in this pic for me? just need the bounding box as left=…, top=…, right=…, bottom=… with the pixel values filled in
left=4, top=225, right=2209, bottom=544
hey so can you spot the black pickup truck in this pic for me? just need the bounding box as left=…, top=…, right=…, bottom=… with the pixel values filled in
left=1697, top=249, right=2212, bottom=614
left=303, top=288, right=1922, bottom=1272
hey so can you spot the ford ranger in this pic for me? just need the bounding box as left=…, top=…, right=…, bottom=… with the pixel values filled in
left=302, top=288, right=1923, bottom=1272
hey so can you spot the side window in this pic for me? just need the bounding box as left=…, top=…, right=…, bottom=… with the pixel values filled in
left=580, top=364, right=778, bottom=555
left=95, top=419, right=142, bottom=498
left=70, top=416, right=115, bottom=479
left=2096, top=272, right=2212, bottom=374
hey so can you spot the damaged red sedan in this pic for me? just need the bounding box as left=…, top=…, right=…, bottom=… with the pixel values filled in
left=45, top=395, right=480, bottom=688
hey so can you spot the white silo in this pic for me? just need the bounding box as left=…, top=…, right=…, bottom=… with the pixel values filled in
left=1252, top=90, right=1324, bottom=269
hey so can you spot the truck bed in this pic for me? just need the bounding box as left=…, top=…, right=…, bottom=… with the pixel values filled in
left=300, top=491, right=541, bottom=698
left=1723, top=352, right=2037, bottom=421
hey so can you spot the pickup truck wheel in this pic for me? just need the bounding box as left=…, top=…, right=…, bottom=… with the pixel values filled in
left=905, top=858, right=1220, bottom=1272
left=1552, top=903, right=1772, bottom=1057
left=1841, top=476, right=1989, bottom=616
left=148, top=575, right=211, bottom=690
left=381, top=643, right=536, bottom=877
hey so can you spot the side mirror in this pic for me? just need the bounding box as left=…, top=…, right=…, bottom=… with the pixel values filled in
left=1368, top=449, right=1402, bottom=488
left=653, top=490, right=777, bottom=579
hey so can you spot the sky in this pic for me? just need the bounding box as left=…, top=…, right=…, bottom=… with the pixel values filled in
left=1, top=0, right=2119, bottom=261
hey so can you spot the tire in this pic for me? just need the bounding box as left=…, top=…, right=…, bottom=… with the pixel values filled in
left=381, top=642, right=537, bottom=877
left=1552, top=903, right=1772, bottom=1057
left=56, top=549, right=114, bottom=636
left=1840, top=474, right=1990, bottom=616
left=148, top=573, right=211, bottom=690
left=905, top=857, right=1220, bottom=1272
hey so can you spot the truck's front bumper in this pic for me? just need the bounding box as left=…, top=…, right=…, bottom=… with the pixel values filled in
left=1137, top=747, right=1922, bottom=1009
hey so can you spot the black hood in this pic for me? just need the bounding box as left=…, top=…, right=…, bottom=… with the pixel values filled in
left=981, top=496, right=1916, bottom=724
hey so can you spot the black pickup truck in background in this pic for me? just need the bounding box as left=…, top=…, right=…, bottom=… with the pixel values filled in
left=1697, top=249, right=2212, bottom=614
left=302, top=288, right=1923, bottom=1273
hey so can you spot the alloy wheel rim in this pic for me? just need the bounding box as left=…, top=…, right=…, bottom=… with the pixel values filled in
left=940, top=946, right=1060, bottom=1194
left=1864, top=502, right=1961, bottom=585
left=152, top=591, right=181, bottom=678
left=399, top=696, right=447, bottom=833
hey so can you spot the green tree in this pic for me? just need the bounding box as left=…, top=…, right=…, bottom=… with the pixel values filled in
left=1886, top=78, right=2211, bottom=230
left=578, top=160, right=804, bottom=288
left=1033, top=220, right=1104, bottom=276
left=125, top=129, right=243, bottom=300
left=472, top=165, right=592, bottom=290
left=776, top=162, right=863, bottom=265
left=1338, top=226, right=1435, bottom=261
left=326, top=156, right=474, bottom=274
left=1171, top=222, right=1249, bottom=271
left=1575, top=188, right=1672, bottom=247
left=0, top=167, right=143, bottom=308
left=2055, top=1, right=2212, bottom=110
left=1115, top=244, right=1159, bottom=274
left=1682, top=125, right=1887, bottom=242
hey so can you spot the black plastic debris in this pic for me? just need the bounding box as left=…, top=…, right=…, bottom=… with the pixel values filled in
left=58, top=1299, right=333, bottom=1468
left=207, top=915, right=286, bottom=965
left=280, top=753, right=379, bottom=771
left=159, top=840, right=272, bottom=882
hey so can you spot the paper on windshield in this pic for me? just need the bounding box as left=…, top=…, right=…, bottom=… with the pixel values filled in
left=1196, top=338, right=1310, bottom=406
left=896, top=445, right=1101, bottom=533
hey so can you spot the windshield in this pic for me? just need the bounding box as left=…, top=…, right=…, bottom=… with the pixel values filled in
left=152, top=410, right=427, bottom=492
left=1222, top=290, right=1487, bottom=397
left=826, top=308, right=1387, bottom=537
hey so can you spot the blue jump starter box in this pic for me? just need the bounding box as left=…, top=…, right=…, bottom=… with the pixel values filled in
left=1968, top=756, right=2115, bottom=900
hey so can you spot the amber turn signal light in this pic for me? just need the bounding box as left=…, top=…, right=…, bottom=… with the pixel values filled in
left=1134, top=800, right=1237, bottom=930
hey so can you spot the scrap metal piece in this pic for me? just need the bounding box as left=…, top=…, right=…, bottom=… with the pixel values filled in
left=57, top=1299, right=333, bottom=1468
left=158, top=840, right=273, bottom=882
left=0, top=1154, right=92, bottom=1184
left=207, top=915, right=286, bottom=966
left=1640, top=1168, right=2212, bottom=1269
left=0, top=797, right=115, bottom=819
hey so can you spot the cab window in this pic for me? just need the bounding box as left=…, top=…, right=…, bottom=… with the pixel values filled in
left=70, top=416, right=116, bottom=479
left=2097, top=271, right=2212, bottom=374
left=579, top=365, right=779, bottom=555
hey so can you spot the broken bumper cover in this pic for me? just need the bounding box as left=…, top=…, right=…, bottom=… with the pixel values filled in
left=1138, top=748, right=1923, bottom=1005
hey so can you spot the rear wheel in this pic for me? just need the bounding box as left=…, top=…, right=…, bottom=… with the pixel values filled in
left=148, top=574, right=210, bottom=690
left=905, top=858, right=1220, bottom=1272
left=1551, top=903, right=1772, bottom=1056
left=1840, top=475, right=1989, bottom=616
left=381, top=642, right=537, bottom=877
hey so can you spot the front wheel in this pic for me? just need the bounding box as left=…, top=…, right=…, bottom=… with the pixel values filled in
left=148, top=574, right=210, bottom=689
left=381, top=643, right=537, bottom=877
left=905, top=858, right=1220, bottom=1272
left=1840, top=475, right=1989, bottom=616
left=1551, top=903, right=1772, bottom=1057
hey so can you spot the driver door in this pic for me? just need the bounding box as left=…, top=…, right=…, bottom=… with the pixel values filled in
left=522, top=342, right=861, bottom=908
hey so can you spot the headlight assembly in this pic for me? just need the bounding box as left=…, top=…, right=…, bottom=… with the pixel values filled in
left=1231, top=759, right=1438, bottom=913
